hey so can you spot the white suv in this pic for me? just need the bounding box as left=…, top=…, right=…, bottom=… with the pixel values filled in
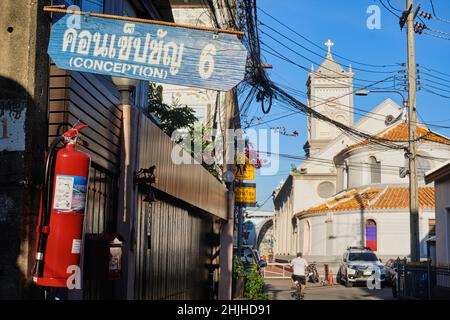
left=337, top=247, right=386, bottom=288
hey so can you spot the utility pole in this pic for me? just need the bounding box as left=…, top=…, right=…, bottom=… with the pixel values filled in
left=237, top=197, right=243, bottom=255
left=406, top=0, right=420, bottom=262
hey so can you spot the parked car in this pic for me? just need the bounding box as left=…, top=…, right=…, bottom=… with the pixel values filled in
left=233, top=245, right=267, bottom=274
left=384, top=259, right=398, bottom=287
left=337, top=246, right=386, bottom=287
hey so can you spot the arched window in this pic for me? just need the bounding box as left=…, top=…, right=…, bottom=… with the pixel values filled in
left=365, top=219, right=377, bottom=251
left=369, top=156, right=381, bottom=184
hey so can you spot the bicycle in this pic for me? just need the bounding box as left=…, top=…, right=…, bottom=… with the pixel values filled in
left=291, top=280, right=305, bottom=300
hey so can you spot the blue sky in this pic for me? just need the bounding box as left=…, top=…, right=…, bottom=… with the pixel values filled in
left=247, top=0, right=450, bottom=212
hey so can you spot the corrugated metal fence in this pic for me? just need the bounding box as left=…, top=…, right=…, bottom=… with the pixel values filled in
left=134, top=195, right=214, bottom=299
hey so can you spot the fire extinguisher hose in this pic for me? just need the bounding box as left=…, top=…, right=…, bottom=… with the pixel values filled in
left=33, top=136, right=64, bottom=277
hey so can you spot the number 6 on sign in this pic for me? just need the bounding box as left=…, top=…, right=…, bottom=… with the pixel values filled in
left=199, top=44, right=216, bottom=79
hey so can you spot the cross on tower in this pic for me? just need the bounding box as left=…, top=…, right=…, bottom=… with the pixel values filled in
left=325, top=39, right=334, bottom=53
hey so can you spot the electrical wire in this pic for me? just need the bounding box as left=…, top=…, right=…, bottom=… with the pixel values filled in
left=260, top=42, right=401, bottom=90
left=418, top=65, right=450, bottom=80
left=429, top=0, right=450, bottom=24
left=423, top=31, right=450, bottom=41
left=378, top=0, right=401, bottom=18
left=259, top=21, right=400, bottom=75
left=257, top=6, right=400, bottom=69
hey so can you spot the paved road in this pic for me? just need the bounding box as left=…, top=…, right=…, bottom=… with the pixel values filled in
left=265, top=279, right=394, bottom=300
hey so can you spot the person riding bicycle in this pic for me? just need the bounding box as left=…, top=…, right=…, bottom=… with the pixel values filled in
left=290, top=252, right=308, bottom=299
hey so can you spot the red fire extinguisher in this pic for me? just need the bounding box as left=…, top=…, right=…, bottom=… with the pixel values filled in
left=33, top=124, right=90, bottom=288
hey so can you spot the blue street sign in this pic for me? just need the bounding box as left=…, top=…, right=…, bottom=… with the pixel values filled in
left=48, top=14, right=248, bottom=91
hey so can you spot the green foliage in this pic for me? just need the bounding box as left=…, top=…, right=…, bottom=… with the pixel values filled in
left=233, top=255, right=245, bottom=279
left=147, top=83, right=222, bottom=180
left=244, top=264, right=269, bottom=300
left=290, top=164, right=301, bottom=173
left=188, top=123, right=222, bottom=180
left=147, top=83, right=197, bottom=136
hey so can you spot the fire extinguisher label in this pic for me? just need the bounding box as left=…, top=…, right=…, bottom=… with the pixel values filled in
left=53, top=175, right=88, bottom=213
left=71, top=239, right=82, bottom=254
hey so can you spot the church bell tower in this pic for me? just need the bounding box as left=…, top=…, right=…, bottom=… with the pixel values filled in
left=304, top=40, right=354, bottom=157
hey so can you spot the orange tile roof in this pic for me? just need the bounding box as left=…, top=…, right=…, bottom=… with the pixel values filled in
left=344, top=122, right=450, bottom=152
left=372, top=186, right=435, bottom=210
left=294, top=186, right=435, bottom=217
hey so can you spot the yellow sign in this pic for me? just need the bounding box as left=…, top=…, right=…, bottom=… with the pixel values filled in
left=233, top=154, right=255, bottom=180
left=234, top=163, right=255, bottom=180
left=235, top=183, right=256, bottom=207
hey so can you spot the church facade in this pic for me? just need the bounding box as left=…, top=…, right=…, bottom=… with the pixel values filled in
left=272, top=42, right=450, bottom=263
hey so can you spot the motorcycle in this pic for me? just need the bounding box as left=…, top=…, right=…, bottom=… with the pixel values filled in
left=307, top=263, right=320, bottom=283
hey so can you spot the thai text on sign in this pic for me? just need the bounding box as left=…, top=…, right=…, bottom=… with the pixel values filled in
left=48, top=14, right=248, bottom=91
left=235, top=182, right=256, bottom=207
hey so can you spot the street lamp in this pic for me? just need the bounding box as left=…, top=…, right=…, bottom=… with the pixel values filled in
left=112, top=76, right=139, bottom=105
left=355, top=88, right=420, bottom=262
left=112, top=76, right=139, bottom=223
left=355, top=89, right=407, bottom=109
left=111, top=76, right=140, bottom=300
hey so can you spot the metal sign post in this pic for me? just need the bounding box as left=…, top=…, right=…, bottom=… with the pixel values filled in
left=234, top=182, right=256, bottom=258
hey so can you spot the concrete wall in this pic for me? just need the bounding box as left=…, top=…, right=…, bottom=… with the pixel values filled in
left=337, top=144, right=450, bottom=192
left=0, top=0, right=50, bottom=299
left=296, top=209, right=435, bottom=261
left=273, top=191, right=295, bottom=256
left=292, top=176, right=336, bottom=213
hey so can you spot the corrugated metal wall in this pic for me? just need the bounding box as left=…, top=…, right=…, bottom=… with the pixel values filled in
left=137, top=113, right=228, bottom=220
left=134, top=195, right=214, bottom=299
left=82, top=163, right=118, bottom=300
left=133, top=112, right=227, bottom=300
left=48, top=64, right=122, bottom=173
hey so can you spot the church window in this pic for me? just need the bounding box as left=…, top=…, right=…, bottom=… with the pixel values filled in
left=365, top=219, right=377, bottom=251
left=317, top=181, right=335, bottom=199
left=369, top=156, right=381, bottom=184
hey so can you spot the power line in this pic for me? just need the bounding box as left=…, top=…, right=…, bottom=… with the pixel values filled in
left=423, top=31, right=450, bottom=41
left=429, top=0, right=450, bottom=24
left=260, top=42, right=401, bottom=90
left=426, top=26, right=450, bottom=37
left=429, top=0, right=437, bottom=16
left=421, top=82, right=450, bottom=94
left=256, top=150, right=437, bottom=175
left=259, top=21, right=400, bottom=75
left=261, top=47, right=450, bottom=131
left=423, top=87, right=450, bottom=99
left=378, top=0, right=401, bottom=18
left=242, top=1, right=450, bottom=154
left=418, top=65, right=450, bottom=80
left=418, top=71, right=450, bottom=85
left=386, top=0, right=402, bottom=12
left=257, top=6, right=400, bottom=69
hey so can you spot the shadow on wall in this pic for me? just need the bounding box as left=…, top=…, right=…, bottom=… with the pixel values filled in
left=354, top=193, right=366, bottom=248
left=0, top=75, right=42, bottom=299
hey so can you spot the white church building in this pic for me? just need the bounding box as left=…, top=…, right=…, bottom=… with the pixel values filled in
left=272, top=42, right=450, bottom=264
